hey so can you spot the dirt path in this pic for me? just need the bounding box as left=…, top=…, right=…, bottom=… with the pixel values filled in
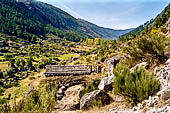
left=29, top=70, right=45, bottom=88
left=53, top=85, right=83, bottom=113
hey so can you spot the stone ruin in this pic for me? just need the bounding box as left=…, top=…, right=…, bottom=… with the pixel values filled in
left=98, top=55, right=122, bottom=90
left=44, top=65, right=92, bottom=77
left=105, top=55, right=121, bottom=76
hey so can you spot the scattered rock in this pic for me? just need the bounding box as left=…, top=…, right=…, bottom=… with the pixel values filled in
left=56, top=94, right=63, bottom=100
left=61, top=86, right=66, bottom=91
left=80, top=90, right=111, bottom=110
left=57, top=88, right=64, bottom=95
left=157, top=86, right=170, bottom=101
left=154, top=58, right=170, bottom=89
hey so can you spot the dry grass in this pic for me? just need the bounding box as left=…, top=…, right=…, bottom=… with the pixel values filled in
left=1, top=70, right=45, bottom=102
left=0, top=61, right=9, bottom=71
left=58, top=54, right=80, bottom=61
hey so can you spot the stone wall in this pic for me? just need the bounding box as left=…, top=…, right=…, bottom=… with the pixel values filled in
left=45, top=65, right=92, bottom=77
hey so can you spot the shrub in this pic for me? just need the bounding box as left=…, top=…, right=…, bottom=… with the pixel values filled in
left=124, top=34, right=168, bottom=64
left=0, top=83, right=56, bottom=113
left=0, top=87, right=5, bottom=95
left=4, top=68, right=14, bottom=78
left=79, top=79, right=100, bottom=98
left=3, top=53, right=13, bottom=60
left=113, top=64, right=160, bottom=104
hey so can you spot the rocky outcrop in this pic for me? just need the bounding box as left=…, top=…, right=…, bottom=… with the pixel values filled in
left=104, top=59, right=170, bottom=113
left=132, top=59, right=170, bottom=113
left=98, top=75, right=114, bottom=91
left=154, top=59, right=170, bottom=89
left=80, top=90, right=111, bottom=110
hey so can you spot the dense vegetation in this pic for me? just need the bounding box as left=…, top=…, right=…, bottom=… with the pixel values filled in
left=0, top=0, right=49, bottom=41
left=0, top=82, right=57, bottom=113
left=113, top=64, right=160, bottom=104
left=123, top=34, right=169, bottom=65
left=0, top=0, right=87, bottom=42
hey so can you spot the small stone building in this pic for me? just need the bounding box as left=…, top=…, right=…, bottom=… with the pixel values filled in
left=44, top=65, right=92, bottom=77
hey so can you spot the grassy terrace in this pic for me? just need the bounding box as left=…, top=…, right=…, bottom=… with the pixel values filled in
left=58, top=54, right=80, bottom=61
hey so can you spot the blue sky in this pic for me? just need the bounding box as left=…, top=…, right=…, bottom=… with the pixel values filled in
left=39, top=0, right=170, bottom=29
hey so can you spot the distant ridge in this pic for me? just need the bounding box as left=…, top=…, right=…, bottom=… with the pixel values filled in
left=79, top=19, right=134, bottom=40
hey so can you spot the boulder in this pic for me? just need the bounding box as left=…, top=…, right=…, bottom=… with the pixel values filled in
left=98, top=75, right=114, bottom=91
left=61, top=86, right=66, bottom=91
left=57, top=88, right=64, bottom=95
left=80, top=90, right=111, bottom=110
left=56, top=94, right=63, bottom=100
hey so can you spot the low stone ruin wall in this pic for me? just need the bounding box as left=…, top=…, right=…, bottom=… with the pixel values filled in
left=44, top=65, right=92, bottom=77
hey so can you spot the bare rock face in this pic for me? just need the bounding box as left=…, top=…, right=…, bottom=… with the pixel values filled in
left=80, top=90, right=111, bottom=110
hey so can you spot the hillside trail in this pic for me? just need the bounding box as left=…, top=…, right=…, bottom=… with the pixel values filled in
left=52, top=84, right=82, bottom=113
left=29, top=70, right=45, bottom=88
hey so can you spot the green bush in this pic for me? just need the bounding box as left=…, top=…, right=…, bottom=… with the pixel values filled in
left=124, top=34, right=168, bottom=64
left=0, top=84, right=56, bottom=113
left=4, top=68, right=14, bottom=78
left=79, top=79, right=100, bottom=98
left=0, top=87, right=5, bottom=95
left=3, top=53, right=13, bottom=61
left=113, top=64, right=160, bottom=104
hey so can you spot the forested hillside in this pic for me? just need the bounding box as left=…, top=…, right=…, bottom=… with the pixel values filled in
left=0, top=0, right=132, bottom=42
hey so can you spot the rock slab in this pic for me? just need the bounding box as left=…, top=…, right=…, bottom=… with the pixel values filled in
left=80, top=90, right=111, bottom=110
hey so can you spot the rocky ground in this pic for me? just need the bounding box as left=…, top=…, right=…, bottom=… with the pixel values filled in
left=52, top=59, right=170, bottom=113
left=104, top=59, right=170, bottom=113
left=53, top=85, right=82, bottom=113
left=37, top=56, right=170, bottom=113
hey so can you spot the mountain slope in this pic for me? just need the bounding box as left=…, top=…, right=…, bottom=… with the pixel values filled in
left=79, top=19, right=134, bottom=40
left=28, top=1, right=101, bottom=38
left=0, top=0, right=133, bottom=41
